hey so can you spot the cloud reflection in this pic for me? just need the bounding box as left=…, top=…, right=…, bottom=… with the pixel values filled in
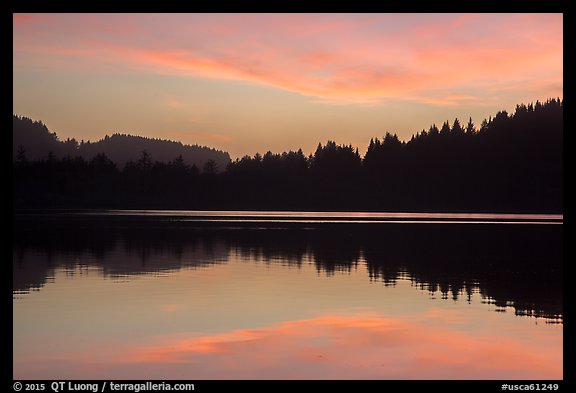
left=18, top=311, right=561, bottom=379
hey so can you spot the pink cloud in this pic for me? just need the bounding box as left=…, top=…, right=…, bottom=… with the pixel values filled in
left=13, top=14, right=42, bottom=25
left=298, top=51, right=340, bottom=67
left=13, top=14, right=562, bottom=106
left=13, top=14, right=31, bottom=24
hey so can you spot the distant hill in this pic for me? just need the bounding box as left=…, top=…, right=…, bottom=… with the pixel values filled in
left=13, top=99, right=562, bottom=212
left=13, top=115, right=231, bottom=172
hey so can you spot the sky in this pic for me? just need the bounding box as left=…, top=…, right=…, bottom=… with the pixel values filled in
left=13, top=13, right=563, bottom=159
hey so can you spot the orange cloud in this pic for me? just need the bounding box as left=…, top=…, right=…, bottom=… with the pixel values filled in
left=13, top=14, right=562, bottom=106
left=299, top=51, right=340, bottom=67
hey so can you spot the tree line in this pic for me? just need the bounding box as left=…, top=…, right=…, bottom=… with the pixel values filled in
left=13, top=98, right=562, bottom=212
left=12, top=115, right=230, bottom=171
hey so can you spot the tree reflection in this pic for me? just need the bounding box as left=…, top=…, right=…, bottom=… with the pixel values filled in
left=14, top=216, right=562, bottom=321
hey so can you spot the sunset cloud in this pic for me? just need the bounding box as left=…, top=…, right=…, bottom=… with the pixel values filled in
left=13, top=13, right=563, bottom=158
left=13, top=13, right=562, bottom=106
left=13, top=14, right=40, bottom=25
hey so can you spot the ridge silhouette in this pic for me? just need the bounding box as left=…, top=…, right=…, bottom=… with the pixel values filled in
left=13, top=98, right=562, bottom=212
left=12, top=116, right=231, bottom=172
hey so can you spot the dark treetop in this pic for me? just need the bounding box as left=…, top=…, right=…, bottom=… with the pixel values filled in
left=13, top=98, right=562, bottom=213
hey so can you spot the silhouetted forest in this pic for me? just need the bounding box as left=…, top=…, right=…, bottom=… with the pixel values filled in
left=13, top=98, right=562, bottom=212
left=12, top=116, right=230, bottom=173
left=13, top=215, right=562, bottom=322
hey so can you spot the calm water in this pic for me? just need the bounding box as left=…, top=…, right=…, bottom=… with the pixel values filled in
left=13, top=211, right=563, bottom=379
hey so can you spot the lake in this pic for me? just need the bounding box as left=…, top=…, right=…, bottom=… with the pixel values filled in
left=13, top=211, right=563, bottom=379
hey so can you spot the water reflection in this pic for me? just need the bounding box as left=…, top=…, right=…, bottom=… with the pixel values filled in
left=76, top=209, right=563, bottom=222
left=13, top=214, right=563, bottom=379
left=14, top=311, right=561, bottom=380
left=14, top=215, right=562, bottom=321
